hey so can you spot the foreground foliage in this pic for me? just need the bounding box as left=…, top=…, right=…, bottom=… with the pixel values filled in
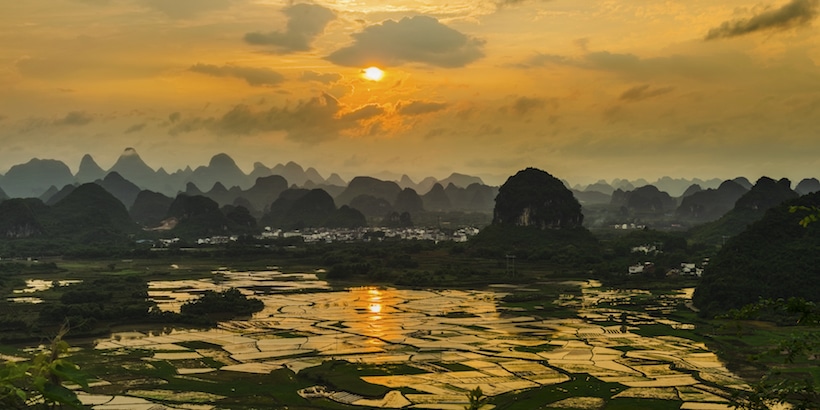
left=0, top=327, right=88, bottom=409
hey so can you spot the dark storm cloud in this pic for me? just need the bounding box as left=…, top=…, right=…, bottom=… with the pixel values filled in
left=169, top=94, right=384, bottom=143
left=300, top=70, right=342, bottom=84
left=396, top=100, right=448, bottom=116
left=140, top=0, right=233, bottom=18
left=125, top=123, right=147, bottom=134
left=325, top=16, right=485, bottom=68
left=189, top=63, right=285, bottom=86
left=706, top=0, right=819, bottom=40
left=619, top=84, right=675, bottom=102
left=54, top=111, right=93, bottom=126
left=244, top=4, right=336, bottom=54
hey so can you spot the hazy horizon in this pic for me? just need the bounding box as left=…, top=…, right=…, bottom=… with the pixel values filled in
left=1, top=147, right=814, bottom=190
left=2, top=1, right=819, bottom=186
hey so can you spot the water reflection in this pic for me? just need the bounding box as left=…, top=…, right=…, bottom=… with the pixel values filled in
left=85, top=272, right=747, bottom=409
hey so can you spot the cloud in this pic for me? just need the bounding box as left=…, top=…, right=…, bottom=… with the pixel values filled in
left=619, top=84, right=675, bottom=102
left=170, top=94, right=386, bottom=143
left=339, top=104, right=385, bottom=122
left=169, top=112, right=181, bottom=123
left=326, top=15, right=485, bottom=68
left=396, top=100, right=448, bottom=116
left=496, top=0, right=554, bottom=7
left=518, top=50, right=746, bottom=81
left=189, top=63, right=285, bottom=86
left=54, top=111, right=93, bottom=126
left=705, top=0, right=819, bottom=40
left=140, top=0, right=233, bottom=18
left=244, top=4, right=336, bottom=53
left=125, top=123, right=147, bottom=134
left=300, top=70, right=342, bottom=84
left=511, top=97, right=547, bottom=115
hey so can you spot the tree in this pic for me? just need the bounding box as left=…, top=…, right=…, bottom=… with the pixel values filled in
left=464, top=386, right=486, bottom=410
left=0, top=325, right=88, bottom=409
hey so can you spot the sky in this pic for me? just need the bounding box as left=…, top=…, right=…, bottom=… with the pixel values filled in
left=1, top=0, right=819, bottom=186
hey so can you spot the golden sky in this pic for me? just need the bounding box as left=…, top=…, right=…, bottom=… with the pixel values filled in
left=1, top=0, right=819, bottom=185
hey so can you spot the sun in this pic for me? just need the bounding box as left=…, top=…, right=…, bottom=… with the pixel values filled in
left=362, top=66, right=384, bottom=81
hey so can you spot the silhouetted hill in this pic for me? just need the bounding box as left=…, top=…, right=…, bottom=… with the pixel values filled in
left=571, top=189, right=611, bottom=205
left=188, top=153, right=251, bottom=191
left=167, top=194, right=229, bottom=238
left=676, top=180, right=748, bottom=223
left=261, top=189, right=337, bottom=229
left=326, top=173, right=347, bottom=187
left=438, top=173, right=484, bottom=189
left=0, top=198, right=47, bottom=238
left=680, top=184, right=702, bottom=199
left=0, top=158, right=74, bottom=198
left=240, top=175, right=289, bottom=215
left=732, top=177, right=753, bottom=190
left=108, top=148, right=157, bottom=190
left=472, top=168, right=598, bottom=265
left=795, top=178, right=820, bottom=195
left=349, top=194, right=393, bottom=218
left=692, top=191, right=820, bottom=316
left=492, top=168, right=584, bottom=229
left=416, top=177, right=438, bottom=195
left=202, top=182, right=235, bottom=207
left=272, top=162, right=310, bottom=186
left=304, top=182, right=345, bottom=198
left=421, top=183, right=452, bottom=211
left=222, top=204, right=257, bottom=233
left=585, top=181, right=615, bottom=195
left=397, top=175, right=416, bottom=190
left=326, top=205, right=367, bottom=228
left=305, top=167, right=325, bottom=185
left=611, top=185, right=676, bottom=215
left=130, top=190, right=173, bottom=228
left=0, top=186, right=7, bottom=201
left=39, top=186, right=60, bottom=203
left=688, top=177, right=798, bottom=246
left=335, top=177, right=402, bottom=206
left=75, top=154, right=106, bottom=183
left=394, top=188, right=424, bottom=214
left=653, top=177, right=710, bottom=197
left=611, top=179, right=635, bottom=191
left=45, top=185, right=77, bottom=206
left=47, top=183, right=136, bottom=242
left=95, top=172, right=142, bottom=208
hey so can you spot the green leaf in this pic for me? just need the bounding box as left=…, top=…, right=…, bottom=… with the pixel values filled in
left=42, top=382, right=83, bottom=409
left=50, top=361, right=89, bottom=389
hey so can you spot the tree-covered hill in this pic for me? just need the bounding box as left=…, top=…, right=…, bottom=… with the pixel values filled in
left=688, top=177, right=797, bottom=247
left=692, top=191, right=820, bottom=316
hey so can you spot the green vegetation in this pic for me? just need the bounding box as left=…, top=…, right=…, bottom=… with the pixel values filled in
left=693, top=192, right=820, bottom=316
left=0, top=327, right=88, bottom=409
left=180, top=288, right=264, bottom=317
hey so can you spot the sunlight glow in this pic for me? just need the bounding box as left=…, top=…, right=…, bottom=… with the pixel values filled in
left=362, top=66, right=384, bottom=81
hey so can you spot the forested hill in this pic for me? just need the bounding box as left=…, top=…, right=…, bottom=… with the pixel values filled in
left=692, top=191, right=820, bottom=317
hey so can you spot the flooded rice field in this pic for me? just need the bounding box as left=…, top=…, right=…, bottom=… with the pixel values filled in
left=61, top=270, right=748, bottom=409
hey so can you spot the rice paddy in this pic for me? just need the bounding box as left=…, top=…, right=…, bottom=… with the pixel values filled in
left=15, top=269, right=752, bottom=409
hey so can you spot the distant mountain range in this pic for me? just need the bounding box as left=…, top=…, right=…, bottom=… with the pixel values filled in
left=0, top=148, right=490, bottom=199
left=1, top=148, right=818, bottom=236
